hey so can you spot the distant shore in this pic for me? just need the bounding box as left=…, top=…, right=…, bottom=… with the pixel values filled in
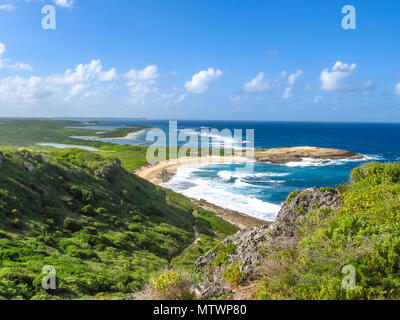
left=104, top=128, right=150, bottom=140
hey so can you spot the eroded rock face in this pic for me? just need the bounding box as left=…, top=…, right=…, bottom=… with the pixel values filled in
left=269, top=188, right=342, bottom=238
left=194, top=187, right=343, bottom=299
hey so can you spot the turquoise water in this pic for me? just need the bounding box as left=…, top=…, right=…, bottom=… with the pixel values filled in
left=71, top=119, right=400, bottom=220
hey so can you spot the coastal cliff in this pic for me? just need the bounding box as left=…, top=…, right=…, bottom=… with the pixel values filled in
left=189, top=161, right=400, bottom=300
left=193, top=187, right=343, bottom=299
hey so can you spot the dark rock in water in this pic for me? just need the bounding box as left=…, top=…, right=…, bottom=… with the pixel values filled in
left=157, top=169, right=175, bottom=183
left=0, top=152, right=3, bottom=167
left=96, top=158, right=121, bottom=182
left=194, top=187, right=343, bottom=299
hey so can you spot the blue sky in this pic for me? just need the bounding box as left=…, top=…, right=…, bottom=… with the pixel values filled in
left=0, top=0, right=400, bottom=122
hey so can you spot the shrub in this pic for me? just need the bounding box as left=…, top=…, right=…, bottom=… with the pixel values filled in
left=81, top=205, right=96, bottom=216
left=222, top=262, right=245, bottom=288
left=63, top=218, right=83, bottom=232
left=213, top=242, right=236, bottom=267
left=287, top=190, right=300, bottom=204
left=149, top=270, right=194, bottom=300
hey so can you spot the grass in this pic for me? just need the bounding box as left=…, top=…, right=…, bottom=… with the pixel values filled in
left=0, top=120, right=238, bottom=300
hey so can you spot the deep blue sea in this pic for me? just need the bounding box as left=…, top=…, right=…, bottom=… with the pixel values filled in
left=72, top=120, right=400, bottom=221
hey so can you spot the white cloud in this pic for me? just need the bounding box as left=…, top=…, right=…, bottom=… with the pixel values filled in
left=395, top=82, right=400, bottom=95
left=0, top=43, right=5, bottom=57
left=125, top=65, right=159, bottom=83
left=124, top=65, right=160, bottom=103
left=313, top=95, right=323, bottom=103
left=185, top=68, right=223, bottom=94
left=230, top=95, right=242, bottom=104
left=63, top=59, right=116, bottom=84
left=0, top=59, right=120, bottom=106
left=282, top=87, right=293, bottom=99
left=98, top=68, right=117, bottom=82
left=54, top=0, right=74, bottom=8
left=0, top=4, right=15, bottom=11
left=288, top=70, right=303, bottom=86
left=7, top=61, right=33, bottom=71
left=243, top=72, right=271, bottom=93
left=0, top=42, right=33, bottom=71
left=319, top=61, right=356, bottom=91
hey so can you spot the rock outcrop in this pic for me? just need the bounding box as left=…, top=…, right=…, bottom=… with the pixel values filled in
left=254, top=146, right=363, bottom=165
left=96, top=159, right=121, bottom=182
left=194, top=187, right=343, bottom=299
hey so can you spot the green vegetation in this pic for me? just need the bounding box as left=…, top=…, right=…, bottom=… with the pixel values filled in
left=258, top=162, right=400, bottom=300
left=212, top=242, right=236, bottom=267
left=287, top=190, right=300, bottom=204
left=222, top=262, right=245, bottom=288
left=148, top=269, right=194, bottom=300
left=0, top=147, right=236, bottom=300
left=96, top=126, right=149, bottom=139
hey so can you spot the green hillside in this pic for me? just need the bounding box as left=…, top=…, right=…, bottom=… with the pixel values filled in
left=0, top=148, right=237, bottom=300
left=257, top=161, right=400, bottom=300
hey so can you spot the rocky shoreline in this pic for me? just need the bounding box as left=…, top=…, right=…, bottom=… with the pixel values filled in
left=135, top=147, right=363, bottom=184
left=254, top=146, right=363, bottom=164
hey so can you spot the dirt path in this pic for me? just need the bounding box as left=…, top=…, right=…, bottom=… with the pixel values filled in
left=177, top=225, right=200, bottom=258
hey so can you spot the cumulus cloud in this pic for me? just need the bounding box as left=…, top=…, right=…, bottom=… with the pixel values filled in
left=185, top=68, right=223, bottom=94
left=0, top=42, right=33, bottom=71
left=288, top=70, right=303, bottom=86
left=242, top=72, right=271, bottom=93
left=0, top=4, right=15, bottom=11
left=124, top=65, right=160, bottom=103
left=282, top=87, right=293, bottom=99
left=395, top=82, right=400, bottom=96
left=54, top=0, right=74, bottom=8
left=0, top=43, right=5, bottom=57
left=0, top=59, right=119, bottom=106
left=319, top=61, right=357, bottom=91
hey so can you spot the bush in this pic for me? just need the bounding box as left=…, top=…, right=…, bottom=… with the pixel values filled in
left=63, top=218, right=83, bottom=232
left=81, top=205, right=96, bottom=216
left=213, top=242, right=236, bottom=267
left=222, top=262, right=245, bottom=288
left=149, top=270, right=194, bottom=300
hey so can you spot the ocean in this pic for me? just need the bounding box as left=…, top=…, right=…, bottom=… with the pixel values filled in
left=73, top=120, right=400, bottom=221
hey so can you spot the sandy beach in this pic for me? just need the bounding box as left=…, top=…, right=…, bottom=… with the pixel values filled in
left=135, top=155, right=253, bottom=184
left=133, top=146, right=363, bottom=228
left=123, top=128, right=149, bottom=140
left=103, top=128, right=150, bottom=140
